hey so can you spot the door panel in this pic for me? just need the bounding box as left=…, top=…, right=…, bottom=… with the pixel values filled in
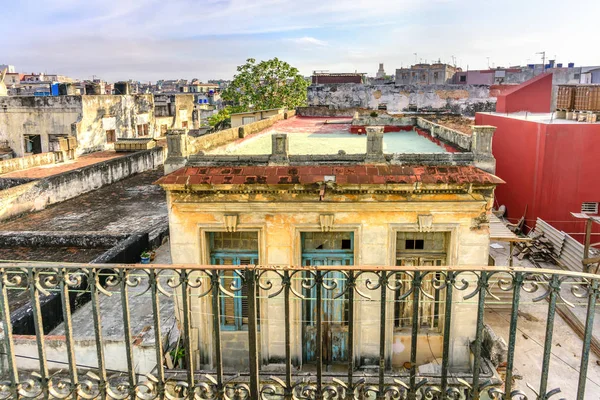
left=302, top=256, right=352, bottom=364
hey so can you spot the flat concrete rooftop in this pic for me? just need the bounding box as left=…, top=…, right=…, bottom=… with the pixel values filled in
left=209, top=117, right=450, bottom=155
left=479, top=111, right=600, bottom=125
left=0, top=246, right=109, bottom=263
left=0, top=151, right=127, bottom=179
left=1, top=167, right=167, bottom=240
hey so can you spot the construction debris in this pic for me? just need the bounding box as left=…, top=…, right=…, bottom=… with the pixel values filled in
left=513, top=232, right=560, bottom=267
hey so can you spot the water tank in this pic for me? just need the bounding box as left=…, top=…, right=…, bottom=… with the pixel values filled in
left=527, top=64, right=535, bottom=69
left=557, top=63, right=563, bottom=68
left=568, top=62, right=575, bottom=68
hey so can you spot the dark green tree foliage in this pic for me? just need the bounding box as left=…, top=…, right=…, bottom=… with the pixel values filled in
left=222, top=58, right=308, bottom=111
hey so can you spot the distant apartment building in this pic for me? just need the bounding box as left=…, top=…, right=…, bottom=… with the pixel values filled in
left=184, top=80, right=220, bottom=93
left=0, top=87, right=156, bottom=157
left=3, top=73, right=22, bottom=86
left=395, top=63, right=460, bottom=85
left=0, top=64, right=16, bottom=73
left=154, top=94, right=197, bottom=134
left=156, top=79, right=187, bottom=93
left=312, top=72, right=365, bottom=84
left=453, top=68, right=522, bottom=85
left=456, top=63, right=600, bottom=86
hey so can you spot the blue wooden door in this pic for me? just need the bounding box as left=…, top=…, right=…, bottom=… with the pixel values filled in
left=302, top=255, right=353, bottom=364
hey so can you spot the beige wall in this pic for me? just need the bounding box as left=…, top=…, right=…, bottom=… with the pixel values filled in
left=78, top=94, right=155, bottom=155
left=166, top=191, right=491, bottom=371
left=154, top=94, right=195, bottom=135
left=0, top=95, right=156, bottom=157
left=231, top=109, right=284, bottom=128
left=0, top=96, right=81, bottom=157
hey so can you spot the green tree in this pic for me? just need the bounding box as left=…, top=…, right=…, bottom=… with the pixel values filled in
left=208, top=107, right=232, bottom=128
left=222, top=58, right=308, bottom=111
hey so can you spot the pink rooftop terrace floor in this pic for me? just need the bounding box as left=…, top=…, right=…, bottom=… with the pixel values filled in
left=210, top=117, right=454, bottom=155
left=1, top=151, right=127, bottom=179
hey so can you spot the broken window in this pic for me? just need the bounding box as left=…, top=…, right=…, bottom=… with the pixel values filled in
left=209, top=232, right=259, bottom=331
left=106, top=130, right=116, bottom=143
left=181, top=121, right=188, bottom=129
left=302, top=231, right=353, bottom=252
left=459, top=75, right=467, bottom=82
left=24, top=135, right=42, bottom=154
left=394, top=232, right=447, bottom=331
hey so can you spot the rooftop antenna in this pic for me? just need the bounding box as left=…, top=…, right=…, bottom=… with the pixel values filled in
left=414, top=53, right=418, bottom=64
left=536, top=51, right=546, bottom=74
left=487, top=57, right=490, bottom=69
left=451, top=55, right=456, bottom=67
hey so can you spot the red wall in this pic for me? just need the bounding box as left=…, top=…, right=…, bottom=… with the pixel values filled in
left=312, top=76, right=362, bottom=84
left=496, top=73, right=552, bottom=113
left=476, top=113, right=600, bottom=241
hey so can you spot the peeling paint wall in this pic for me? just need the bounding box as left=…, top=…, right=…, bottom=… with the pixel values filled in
left=154, top=94, right=195, bottom=134
left=78, top=94, right=155, bottom=155
left=307, top=84, right=496, bottom=116
left=0, top=152, right=56, bottom=174
left=0, top=96, right=82, bottom=156
left=167, top=193, right=491, bottom=370
left=0, top=147, right=164, bottom=221
left=0, top=95, right=156, bottom=158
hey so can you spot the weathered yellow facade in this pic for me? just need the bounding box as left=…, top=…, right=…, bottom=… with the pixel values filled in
left=165, top=185, right=494, bottom=371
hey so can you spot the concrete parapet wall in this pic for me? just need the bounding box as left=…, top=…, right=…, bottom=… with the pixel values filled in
left=307, top=84, right=496, bottom=116
left=239, top=113, right=283, bottom=137
left=0, top=147, right=164, bottom=221
left=0, top=177, right=35, bottom=190
left=11, top=336, right=160, bottom=375
left=187, top=152, right=475, bottom=166
left=417, top=117, right=472, bottom=151
left=297, top=106, right=358, bottom=117
left=0, top=152, right=56, bottom=175
left=0, top=231, right=129, bottom=248
left=188, top=127, right=240, bottom=154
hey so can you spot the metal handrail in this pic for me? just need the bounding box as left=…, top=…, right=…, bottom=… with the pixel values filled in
left=0, top=263, right=596, bottom=399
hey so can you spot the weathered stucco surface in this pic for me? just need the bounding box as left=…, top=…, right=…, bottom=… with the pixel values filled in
left=154, top=94, right=195, bottom=134
left=307, top=84, right=496, bottom=116
left=0, top=152, right=56, bottom=174
left=166, top=190, right=492, bottom=371
left=0, top=147, right=164, bottom=221
left=0, top=96, right=81, bottom=156
left=0, top=95, right=156, bottom=157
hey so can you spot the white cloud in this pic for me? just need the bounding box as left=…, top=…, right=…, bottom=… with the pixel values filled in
left=2, top=0, right=600, bottom=82
left=288, top=37, right=328, bottom=47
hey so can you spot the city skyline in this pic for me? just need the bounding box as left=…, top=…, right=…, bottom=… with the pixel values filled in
left=2, top=0, right=600, bottom=82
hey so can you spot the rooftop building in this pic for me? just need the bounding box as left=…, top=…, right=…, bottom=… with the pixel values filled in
left=155, top=107, right=502, bottom=378
left=396, top=63, right=460, bottom=85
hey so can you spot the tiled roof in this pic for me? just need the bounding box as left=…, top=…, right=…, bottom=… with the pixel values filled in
left=156, top=165, right=504, bottom=186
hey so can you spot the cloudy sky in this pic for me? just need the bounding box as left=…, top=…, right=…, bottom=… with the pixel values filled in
left=2, top=0, right=599, bottom=82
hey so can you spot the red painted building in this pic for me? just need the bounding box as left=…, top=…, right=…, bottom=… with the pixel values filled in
left=495, top=73, right=552, bottom=113
left=311, top=73, right=365, bottom=84
left=476, top=73, right=600, bottom=242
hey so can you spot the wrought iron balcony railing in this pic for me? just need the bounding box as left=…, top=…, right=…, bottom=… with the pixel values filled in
left=0, top=263, right=597, bottom=400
